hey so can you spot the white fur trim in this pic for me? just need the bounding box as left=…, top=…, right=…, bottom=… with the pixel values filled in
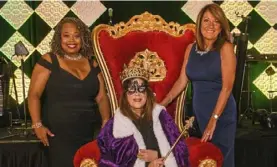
left=113, top=109, right=145, bottom=167
left=113, top=105, right=178, bottom=167
left=152, top=104, right=178, bottom=167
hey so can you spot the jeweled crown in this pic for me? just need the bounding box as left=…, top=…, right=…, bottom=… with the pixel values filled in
left=120, top=65, right=150, bottom=83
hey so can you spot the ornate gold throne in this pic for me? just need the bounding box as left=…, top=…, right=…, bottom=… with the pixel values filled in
left=74, top=12, right=223, bottom=167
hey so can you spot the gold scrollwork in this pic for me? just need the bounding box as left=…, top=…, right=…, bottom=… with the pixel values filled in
left=80, top=158, right=98, bottom=167
left=129, top=49, right=166, bottom=82
left=105, top=11, right=195, bottom=38
left=199, top=158, right=217, bottom=167
left=92, top=11, right=196, bottom=117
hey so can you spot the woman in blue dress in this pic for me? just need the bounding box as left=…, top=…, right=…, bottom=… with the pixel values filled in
left=161, top=4, right=236, bottom=167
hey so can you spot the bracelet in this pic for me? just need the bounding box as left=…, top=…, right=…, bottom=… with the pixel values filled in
left=213, top=114, right=219, bottom=120
left=31, top=122, right=43, bottom=129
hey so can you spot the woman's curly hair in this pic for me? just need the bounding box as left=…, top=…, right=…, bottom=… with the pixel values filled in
left=50, top=17, right=93, bottom=58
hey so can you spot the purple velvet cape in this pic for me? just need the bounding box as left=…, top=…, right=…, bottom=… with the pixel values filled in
left=97, top=110, right=189, bottom=167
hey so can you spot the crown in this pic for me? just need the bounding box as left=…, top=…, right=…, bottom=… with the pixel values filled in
left=129, top=49, right=167, bottom=82
left=120, top=65, right=150, bottom=83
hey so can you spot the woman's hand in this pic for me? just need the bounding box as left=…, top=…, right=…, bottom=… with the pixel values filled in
left=201, top=118, right=217, bottom=142
left=137, top=149, right=158, bottom=162
left=148, top=158, right=164, bottom=167
left=34, top=126, right=54, bottom=146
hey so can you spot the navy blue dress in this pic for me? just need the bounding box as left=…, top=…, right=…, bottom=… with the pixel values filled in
left=186, top=44, right=236, bottom=167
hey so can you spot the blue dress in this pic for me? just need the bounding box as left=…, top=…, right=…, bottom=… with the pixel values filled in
left=186, top=44, right=236, bottom=167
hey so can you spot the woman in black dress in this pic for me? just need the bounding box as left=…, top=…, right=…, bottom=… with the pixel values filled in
left=28, top=17, right=110, bottom=167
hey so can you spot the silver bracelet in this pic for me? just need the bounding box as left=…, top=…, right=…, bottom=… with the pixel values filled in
left=31, top=122, right=43, bottom=129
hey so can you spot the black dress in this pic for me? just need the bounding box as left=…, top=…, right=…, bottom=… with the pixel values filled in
left=133, top=117, right=161, bottom=167
left=37, top=54, right=101, bottom=167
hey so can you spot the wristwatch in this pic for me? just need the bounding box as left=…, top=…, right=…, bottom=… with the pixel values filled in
left=213, top=114, right=219, bottom=120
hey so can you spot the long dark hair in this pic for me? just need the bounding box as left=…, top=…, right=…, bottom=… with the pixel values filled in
left=50, top=17, right=93, bottom=58
left=119, top=78, right=155, bottom=121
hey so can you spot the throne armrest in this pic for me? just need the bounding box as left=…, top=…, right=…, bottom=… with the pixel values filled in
left=75, top=138, right=222, bottom=167
left=186, top=137, right=223, bottom=167
left=74, top=140, right=100, bottom=167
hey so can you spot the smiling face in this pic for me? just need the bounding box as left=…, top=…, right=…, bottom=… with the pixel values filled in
left=61, top=22, right=81, bottom=56
left=126, top=78, right=147, bottom=114
left=200, top=10, right=222, bottom=43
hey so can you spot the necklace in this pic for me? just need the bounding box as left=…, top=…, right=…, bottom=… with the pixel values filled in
left=64, top=54, right=82, bottom=60
left=195, top=45, right=210, bottom=56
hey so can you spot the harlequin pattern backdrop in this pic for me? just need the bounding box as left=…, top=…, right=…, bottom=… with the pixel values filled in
left=0, top=0, right=277, bottom=114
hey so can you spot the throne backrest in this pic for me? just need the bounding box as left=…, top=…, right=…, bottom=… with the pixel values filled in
left=92, top=12, right=195, bottom=130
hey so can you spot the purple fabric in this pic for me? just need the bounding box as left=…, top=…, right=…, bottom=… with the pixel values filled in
left=97, top=109, right=190, bottom=167
left=159, top=110, right=190, bottom=167
left=97, top=119, right=138, bottom=167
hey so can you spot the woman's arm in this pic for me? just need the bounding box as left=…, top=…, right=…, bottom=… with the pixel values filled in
left=213, top=42, right=236, bottom=118
left=95, top=72, right=111, bottom=127
left=28, top=54, right=54, bottom=146
left=201, top=42, right=236, bottom=142
left=160, top=44, right=193, bottom=107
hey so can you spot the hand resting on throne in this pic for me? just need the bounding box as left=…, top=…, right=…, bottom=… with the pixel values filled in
left=97, top=65, right=190, bottom=167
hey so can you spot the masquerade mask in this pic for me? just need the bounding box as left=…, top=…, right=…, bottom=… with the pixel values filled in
left=127, top=80, right=147, bottom=95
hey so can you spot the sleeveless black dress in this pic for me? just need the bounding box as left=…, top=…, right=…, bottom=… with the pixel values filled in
left=37, top=54, right=101, bottom=167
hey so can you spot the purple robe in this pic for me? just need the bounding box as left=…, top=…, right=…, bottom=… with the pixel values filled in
left=97, top=104, right=189, bottom=167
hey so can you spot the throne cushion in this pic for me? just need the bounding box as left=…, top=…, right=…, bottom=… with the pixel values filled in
left=97, top=30, right=194, bottom=118
left=73, top=138, right=223, bottom=167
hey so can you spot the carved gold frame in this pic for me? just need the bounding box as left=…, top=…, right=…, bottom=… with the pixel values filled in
left=92, top=11, right=195, bottom=132
left=199, top=159, right=217, bottom=167
left=80, top=158, right=98, bottom=167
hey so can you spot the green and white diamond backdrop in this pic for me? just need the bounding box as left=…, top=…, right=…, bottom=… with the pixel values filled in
left=0, top=1, right=277, bottom=110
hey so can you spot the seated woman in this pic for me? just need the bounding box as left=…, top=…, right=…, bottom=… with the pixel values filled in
left=97, top=66, right=190, bottom=167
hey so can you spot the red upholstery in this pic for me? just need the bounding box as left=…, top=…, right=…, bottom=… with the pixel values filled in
left=74, top=138, right=223, bottom=167
left=73, top=140, right=100, bottom=167
left=98, top=30, right=194, bottom=118
left=186, top=137, right=223, bottom=167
